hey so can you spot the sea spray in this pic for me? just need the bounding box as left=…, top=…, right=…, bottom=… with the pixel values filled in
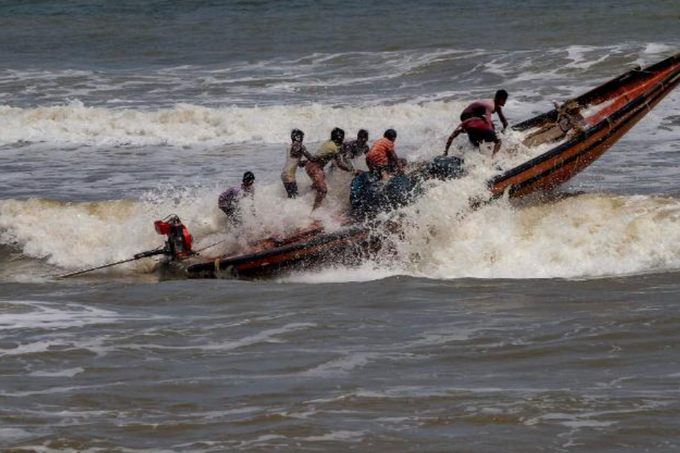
left=393, top=192, right=680, bottom=280
left=0, top=177, right=348, bottom=273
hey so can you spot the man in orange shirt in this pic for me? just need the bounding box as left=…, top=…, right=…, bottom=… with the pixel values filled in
left=365, top=129, right=404, bottom=176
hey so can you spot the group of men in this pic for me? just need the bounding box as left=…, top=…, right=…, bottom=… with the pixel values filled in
left=218, top=90, right=509, bottom=224
left=280, top=126, right=406, bottom=210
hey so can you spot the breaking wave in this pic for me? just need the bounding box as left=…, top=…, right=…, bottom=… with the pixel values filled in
left=1, top=43, right=677, bottom=148
left=394, top=189, right=680, bottom=280
left=3, top=173, right=680, bottom=282
left=0, top=100, right=466, bottom=147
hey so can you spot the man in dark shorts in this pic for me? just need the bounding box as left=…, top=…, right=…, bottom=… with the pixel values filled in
left=460, top=89, right=509, bottom=131
left=444, top=106, right=502, bottom=157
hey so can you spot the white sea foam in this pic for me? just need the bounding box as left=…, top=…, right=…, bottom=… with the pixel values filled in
left=406, top=327, right=482, bottom=347
left=394, top=189, right=680, bottom=280
left=3, top=168, right=680, bottom=282
left=303, top=430, right=365, bottom=442
left=562, top=45, right=620, bottom=71
left=282, top=262, right=399, bottom=284
left=302, top=352, right=381, bottom=377
left=0, top=100, right=466, bottom=147
left=0, top=179, right=349, bottom=273
left=195, top=322, right=316, bottom=352
left=1, top=90, right=674, bottom=150
left=0, top=301, right=122, bottom=332
left=30, top=367, right=85, bottom=377
left=126, top=323, right=317, bottom=353
left=1, top=45, right=677, bottom=149
left=0, top=427, right=38, bottom=444
left=643, top=43, right=677, bottom=56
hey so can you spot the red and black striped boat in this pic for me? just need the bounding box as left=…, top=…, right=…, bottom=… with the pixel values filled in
left=186, top=52, right=680, bottom=279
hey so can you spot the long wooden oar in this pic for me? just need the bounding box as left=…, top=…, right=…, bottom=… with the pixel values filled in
left=54, top=248, right=165, bottom=279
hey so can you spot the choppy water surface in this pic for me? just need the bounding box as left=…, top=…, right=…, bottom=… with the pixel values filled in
left=3, top=276, right=680, bottom=452
left=1, top=0, right=680, bottom=451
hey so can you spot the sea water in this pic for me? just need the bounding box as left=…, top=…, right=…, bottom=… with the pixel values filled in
left=1, top=1, right=680, bottom=451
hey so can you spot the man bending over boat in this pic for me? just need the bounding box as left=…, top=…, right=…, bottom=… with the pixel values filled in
left=281, top=128, right=316, bottom=198
left=444, top=107, right=502, bottom=157
left=460, top=89, right=509, bottom=131
left=218, top=171, right=255, bottom=226
left=305, top=127, right=358, bottom=210
left=366, top=129, right=405, bottom=177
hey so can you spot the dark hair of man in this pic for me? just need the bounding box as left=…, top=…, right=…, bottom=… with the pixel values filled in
left=331, top=127, right=345, bottom=143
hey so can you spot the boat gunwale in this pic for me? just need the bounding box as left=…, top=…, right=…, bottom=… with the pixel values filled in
left=512, top=53, right=680, bottom=132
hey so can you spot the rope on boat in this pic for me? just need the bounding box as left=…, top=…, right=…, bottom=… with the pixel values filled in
left=194, top=239, right=227, bottom=254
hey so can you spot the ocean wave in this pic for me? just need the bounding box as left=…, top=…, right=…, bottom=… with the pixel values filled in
left=1, top=93, right=675, bottom=149
left=0, top=100, right=465, bottom=146
left=394, top=191, right=680, bottom=279
left=1, top=43, right=675, bottom=110
left=3, top=177, right=680, bottom=281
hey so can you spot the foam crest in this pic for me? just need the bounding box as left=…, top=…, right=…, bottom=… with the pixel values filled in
left=0, top=178, right=347, bottom=273
left=302, top=352, right=381, bottom=377
left=393, top=190, right=680, bottom=279
left=0, top=300, right=121, bottom=333
left=0, top=198, right=165, bottom=270
left=0, top=100, right=463, bottom=147
left=561, top=45, right=619, bottom=71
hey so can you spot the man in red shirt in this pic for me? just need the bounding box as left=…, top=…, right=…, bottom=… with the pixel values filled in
left=365, top=129, right=404, bottom=176
left=459, top=89, right=509, bottom=131
left=445, top=107, right=502, bottom=157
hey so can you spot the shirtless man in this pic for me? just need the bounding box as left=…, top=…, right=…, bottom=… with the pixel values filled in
left=460, top=89, right=509, bottom=131
left=305, top=128, right=358, bottom=210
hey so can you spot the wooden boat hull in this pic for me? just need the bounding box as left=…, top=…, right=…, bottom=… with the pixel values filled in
left=186, top=227, right=374, bottom=279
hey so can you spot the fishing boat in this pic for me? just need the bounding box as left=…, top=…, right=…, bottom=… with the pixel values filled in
left=185, top=51, right=680, bottom=280
left=490, top=52, right=680, bottom=198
